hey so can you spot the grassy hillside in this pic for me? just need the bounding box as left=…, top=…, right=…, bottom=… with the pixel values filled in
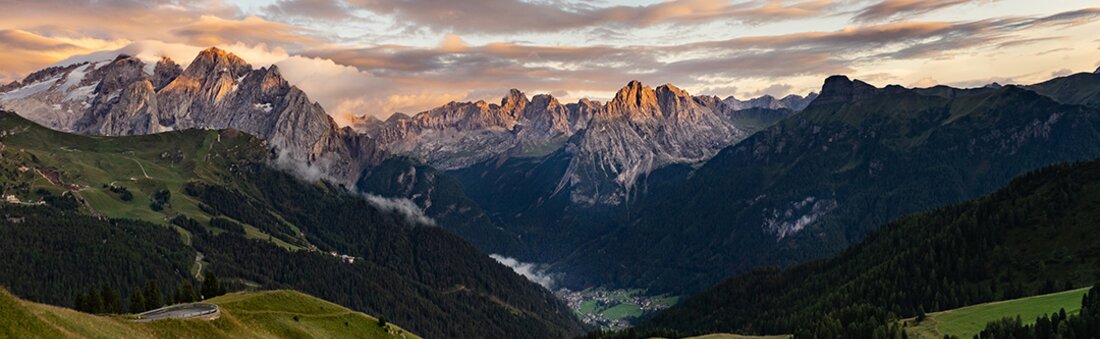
left=0, top=288, right=417, bottom=338
left=905, top=288, right=1089, bottom=339
left=1027, top=72, right=1100, bottom=109
left=0, top=110, right=272, bottom=240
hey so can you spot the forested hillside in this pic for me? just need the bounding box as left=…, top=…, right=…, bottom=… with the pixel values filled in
left=567, top=77, right=1100, bottom=294
left=641, top=158, right=1100, bottom=337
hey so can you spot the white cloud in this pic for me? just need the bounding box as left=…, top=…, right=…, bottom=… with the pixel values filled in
left=364, top=194, right=435, bottom=226
left=489, top=254, right=557, bottom=289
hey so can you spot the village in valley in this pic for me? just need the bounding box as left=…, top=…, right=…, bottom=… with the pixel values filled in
left=556, top=288, right=679, bottom=330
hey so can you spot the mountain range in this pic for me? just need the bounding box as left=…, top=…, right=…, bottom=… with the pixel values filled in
left=0, top=47, right=813, bottom=207
left=357, top=81, right=813, bottom=205
left=5, top=46, right=1100, bottom=334
left=447, top=70, right=1100, bottom=295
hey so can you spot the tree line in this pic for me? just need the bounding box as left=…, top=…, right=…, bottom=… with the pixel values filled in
left=73, top=273, right=225, bottom=314
left=972, top=284, right=1100, bottom=339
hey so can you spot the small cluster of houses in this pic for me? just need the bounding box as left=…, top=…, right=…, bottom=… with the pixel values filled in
left=3, top=194, right=44, bottom=205
left=327, top=251, right=358, bottom=264
left=556, top=288, right=676, bottom=330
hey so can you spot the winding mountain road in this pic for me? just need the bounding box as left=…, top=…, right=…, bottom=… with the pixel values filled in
left=134, top=303, right=219, bottom=322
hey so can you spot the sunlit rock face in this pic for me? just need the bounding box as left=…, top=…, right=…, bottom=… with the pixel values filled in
left=365, top=88, right=591, bottom=170
left=366, top=80, right=799, bottom=205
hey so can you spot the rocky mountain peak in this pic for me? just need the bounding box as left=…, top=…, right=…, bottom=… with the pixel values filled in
left=655, top=83, right=693, bottom=103
left=95, top=55, right=147, bottom=96
left=654, top=83, right=702, bottom=119
left=153, top=57, right=182, bottom=91
left=810, top=75, right=878, bottom=107
left=606, top=80, right=659, bottom=118
left=502, top=88, right=527, bottom=105
left=185, top=47, right=251, bottom=79
left=258, top=65, right=288, bottom=92
left=500, top=88, right=528, bottom=119
left=527, top=94, right=567, bottom=122
left=529, top=93, right=558, bottom=108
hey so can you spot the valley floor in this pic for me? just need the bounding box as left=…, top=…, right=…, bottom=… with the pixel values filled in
left=557, top=288, right=678, bottom=330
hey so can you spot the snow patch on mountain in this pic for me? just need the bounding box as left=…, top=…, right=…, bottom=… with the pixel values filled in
left=763, top=196, right=838, bottom=239
left=64, top=83, right=98, bottom=102
left=59, top=64, right=90, bottom=91
left=0, top=76, right=59, bottom=100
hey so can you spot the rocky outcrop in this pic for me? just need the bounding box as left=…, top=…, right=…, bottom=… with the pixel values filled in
left=0, top=47, right=379, bottom=183
left=152, top=57, right=182, bottom=91
left=561, top=82, right=743, bottom=204
left=0, top=81, right=20, bottom=93
left=808, top=75, right=879, bottom=108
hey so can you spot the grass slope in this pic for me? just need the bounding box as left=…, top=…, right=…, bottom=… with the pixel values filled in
left=0, top=288, right=417, bottom=339
left=0, top=111, right=281, bottom=242
left=905, top=287, right=1089, bottom=339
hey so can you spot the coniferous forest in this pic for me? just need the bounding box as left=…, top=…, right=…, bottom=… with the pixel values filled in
left=639, top=159, right=1100, bottom=337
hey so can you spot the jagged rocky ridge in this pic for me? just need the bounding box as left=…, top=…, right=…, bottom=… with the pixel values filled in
left=1, top=47, right=811, bottom=204
left=362, top=81, right=813, bottom=204
left=722, top=92, right=818, bottom=111
left=0, top=48, right=380, bottom=182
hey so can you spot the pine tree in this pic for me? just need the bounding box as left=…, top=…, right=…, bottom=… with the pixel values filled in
left=201, top=272, right=224, bottom=299
left=74, top=291, right=87, bottom=313
left=129, top=288, right=146, bottom=313
left=101, top=285, right=120, bottom=314
left=144, top=280, right=162, bottom=310
left=177, top=281, right=196, bottom=303
left=86, top=288, right=103, bottom=314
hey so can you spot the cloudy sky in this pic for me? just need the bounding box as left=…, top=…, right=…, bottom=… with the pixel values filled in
left=1, top=0, right=1098, bottom=123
